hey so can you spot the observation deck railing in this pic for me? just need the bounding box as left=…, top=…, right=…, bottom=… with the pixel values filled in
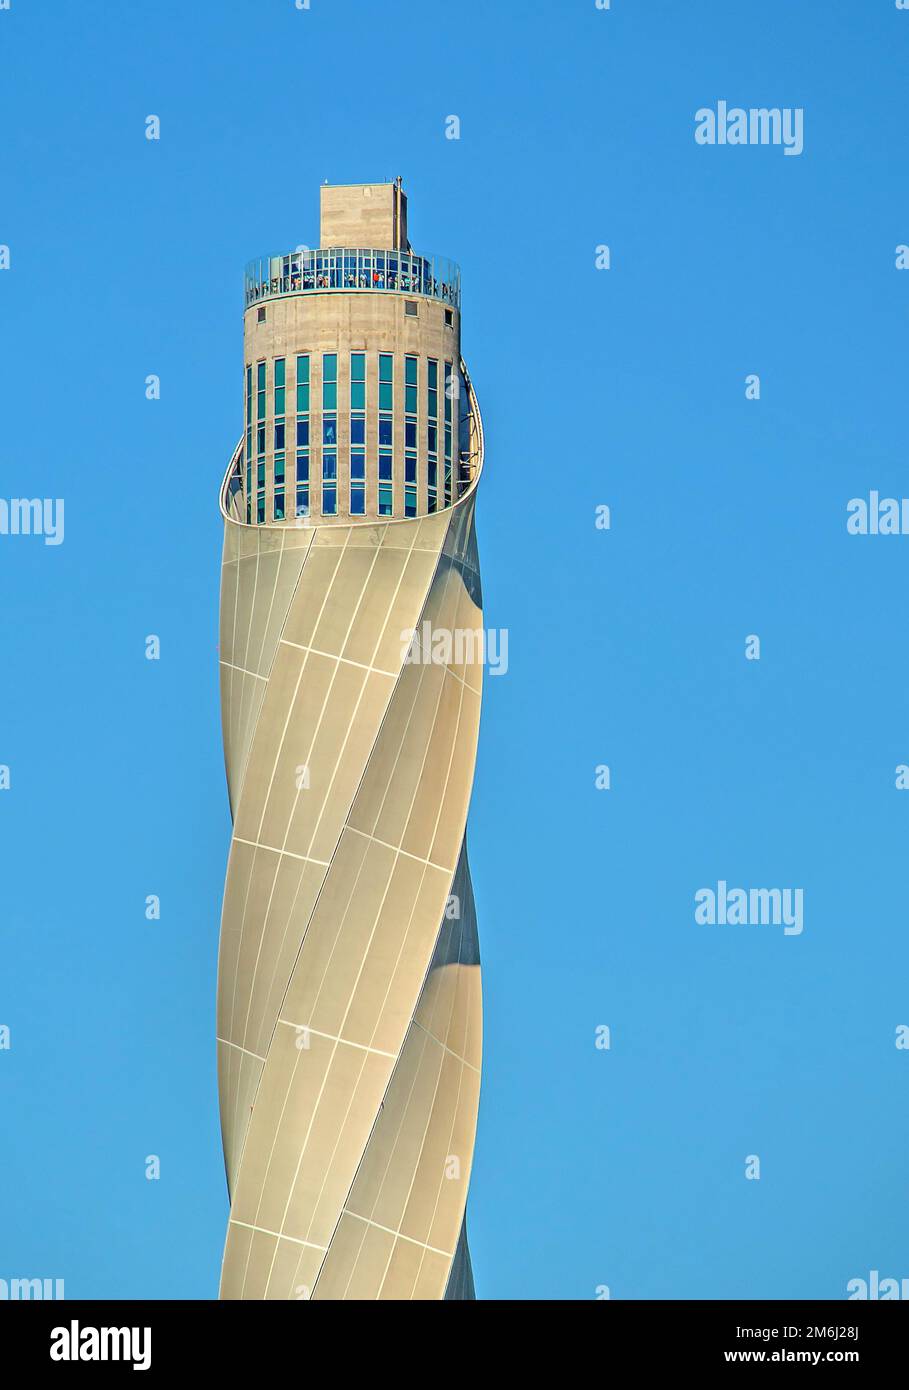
left=245, top=248, right=460, bottom=309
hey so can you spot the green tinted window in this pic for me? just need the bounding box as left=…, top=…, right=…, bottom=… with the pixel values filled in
left=405, top=356, right=418, bottom=386
left=274, top=358, right=285, bottom=388
left=323, top=353, right=337, bottom=383
left=379, top=354, right=393, bottom=383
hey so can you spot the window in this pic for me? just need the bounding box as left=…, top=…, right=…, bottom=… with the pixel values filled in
left=444, top=362, right=453, bottom=505
left=296, top=355, right=310, bottom=413
left=274, top=358, right=285, bottom=415
left=257, top=492, right=266, bottom=523
left=274, top=490, right=285, bottom=521
left=404, top=354, right=418, bottom=510
left=378, top=353, right=393, bottom=510
left=245, top=363, right=252, bottom=451
left=245, top=363, right=253, bottom=517
left=295, top=355, right=310, bottom=515
left=257, top=362, right=266, bottom=421
left=350, top=353, right=366, bottom=411
left=349, top=351, right=366, bottom=512
left=444, top=309, right=453, bottom=327
left=427, top=359, right=439, bottom=512
left=405, top=300, right=418, bottom=317
left=322, top=354, right=337, bottom=512
left=257, top=306, right=266, bottom=322
left=322, top=353, right=337, bottom=410
left=378, top=353, right=393, bottom=410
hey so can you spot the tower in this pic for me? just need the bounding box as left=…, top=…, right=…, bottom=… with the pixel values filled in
left=216, top=181, right=485, bottom=1299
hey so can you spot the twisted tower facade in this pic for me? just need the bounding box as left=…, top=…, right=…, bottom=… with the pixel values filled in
left=216, top=182, right=484, bottom=1300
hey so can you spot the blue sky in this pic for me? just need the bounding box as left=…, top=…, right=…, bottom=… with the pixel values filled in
left=1, top=0, right=907, bottom=1300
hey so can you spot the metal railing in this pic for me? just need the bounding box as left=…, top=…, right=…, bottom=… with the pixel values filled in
left=244, top=247, right=460, bottom=309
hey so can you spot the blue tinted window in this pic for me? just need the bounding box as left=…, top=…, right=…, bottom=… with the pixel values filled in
left=350, top=450, right=365, bottom=481
left=322, top=484, right=337, bottom=515
left=350, top=486, right=365, bottom=516
left=378, top=485, right=393, bottom=516
left=296, top=485, right=309, bottom=517
left=323, top=418, right=337, bottom=446
left=322, top=451, right=337, bottom=480
left=275, top=421, right=285, bottom=450
left=297, top=418, right=309, bottom=447
left=351, top=416, right=365, bottom=445
left=404, top=487, right=417, bottom=518
left=275, top=454, right=285, bottom=484
left=405, top=455, right=416, bottom=484
left=379, top=452, right=392, bottom=482
left=379, top=417, right=392, bottom=446
left=405, top=420, right=417, bottom=449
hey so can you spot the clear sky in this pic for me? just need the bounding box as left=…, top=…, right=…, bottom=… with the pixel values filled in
left=1, top=0, right=907, bottom=1301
